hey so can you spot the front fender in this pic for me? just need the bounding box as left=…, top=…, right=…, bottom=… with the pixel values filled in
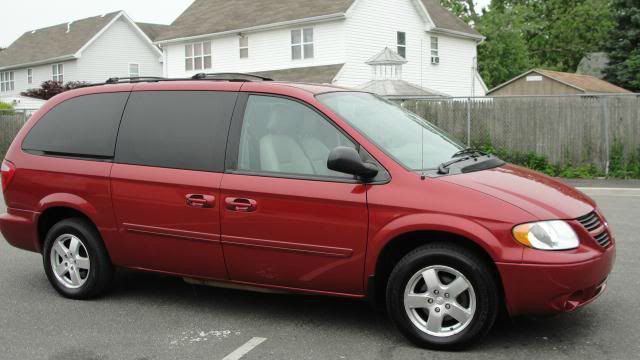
left=364, top=213, right=523, bottom=278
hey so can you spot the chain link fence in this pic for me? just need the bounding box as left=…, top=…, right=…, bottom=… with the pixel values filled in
left=1, top=110, right=33, bottom=159
left=400, top=94, right=640, bottom=173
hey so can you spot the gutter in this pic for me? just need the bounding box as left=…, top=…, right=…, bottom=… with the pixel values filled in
left=155, top=13, right=346, bottom=45
left=0, top=54, right=77, bottom=71
left=429, top=27, right=485, bottom=42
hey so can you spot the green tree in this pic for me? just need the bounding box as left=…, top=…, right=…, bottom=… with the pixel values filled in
left=604, top=0, right=640, bottom=92
left=475, top=0, right=614, bottom=88
left=522, top=0, right=614, bottom=71
left=439, top=0, right=481, bottom=24
left=0, top=101, right=15, bottom=115
left=476, top=4, right=531, bottom=88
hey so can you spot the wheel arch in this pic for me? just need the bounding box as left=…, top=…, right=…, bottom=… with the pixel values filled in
left=35, top=193, right=101, bottom=252
left=365, top=214, right=508, bottom=310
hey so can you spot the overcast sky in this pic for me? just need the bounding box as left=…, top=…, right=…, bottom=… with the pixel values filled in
left=1, top=0, right=491, bottom=47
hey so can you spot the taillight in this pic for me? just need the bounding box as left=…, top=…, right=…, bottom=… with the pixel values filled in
left=1, top=160, right=16, bottom=193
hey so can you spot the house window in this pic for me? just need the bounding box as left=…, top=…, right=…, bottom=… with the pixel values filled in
left=52, top=63, right=64, bottom=82
left=27, top=68, right=33, bottom=84
left=185, top=42, right=212, bottom=72
left=397, top=32, right=406, bottom=58
left=291, top=28, right=314, bottom=60
left=430, top=36, right=439, bottom=64
left=239, top=36, right=249, bottom=59
left=0, top=71, right=15, bottom=92
left=129, top=63, right=140, bottom=78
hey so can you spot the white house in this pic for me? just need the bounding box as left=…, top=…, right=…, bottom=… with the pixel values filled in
left=0, top=11, right=166, bottom=101
left=155, top=0, right=487, bottom=97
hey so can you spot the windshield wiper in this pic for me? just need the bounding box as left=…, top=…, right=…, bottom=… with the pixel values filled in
left=438, top=156, right=472, bottom=175
left=451, top=147, right=488, bottom=158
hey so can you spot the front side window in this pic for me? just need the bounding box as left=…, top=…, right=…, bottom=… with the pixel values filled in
left=318, top=92, right=462, bottom=170
left=185, top=42, right=212, bottom=71
left=27, top=68, right=33, bottom=84
left=129, top=63, right=140, bottom=77
left=22, top=92, right=129, bottom=157
left=431, top=36, right=439, bottom=64
left=52, top=63, right=64, bottom=82
left=0, top=71, right=15, bottom=92
left=239, top=36, right=249, bottom=58
left=237, top=95, right=355, bottom=178
left=397, top=32, right=407, bottom=58
left=291, top=28, right=314, bottom=60
left=115, top=91, right=237, bottom=172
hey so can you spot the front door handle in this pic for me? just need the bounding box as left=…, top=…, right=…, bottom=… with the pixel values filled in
left=186, top=194, right=215, bottom=208
left=225, top=197, right=257, bottom=212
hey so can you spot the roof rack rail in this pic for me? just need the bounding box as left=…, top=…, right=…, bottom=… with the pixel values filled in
left=105, top=76, right=167, bottom=84
left=191, top=73, right=273, bottom=82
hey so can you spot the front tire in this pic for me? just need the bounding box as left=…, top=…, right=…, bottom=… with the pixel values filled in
left=386, top=243, right=499, bottom=350
left=43, top=218, right=114, bottom=299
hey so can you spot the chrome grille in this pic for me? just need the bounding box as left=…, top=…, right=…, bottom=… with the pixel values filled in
left=594, top=231, right=612, bottom=248
left=577, top=212, right=603, bottom=232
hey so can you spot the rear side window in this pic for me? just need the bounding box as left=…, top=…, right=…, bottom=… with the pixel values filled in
left=115, top=91, right=237, bottom=172
left=22, top=93, right=129, bottom=157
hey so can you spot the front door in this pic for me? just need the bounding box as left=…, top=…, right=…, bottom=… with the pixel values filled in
left=220, top=94, right=369, bottom=294
left=110, top=90, right=237, bottom=279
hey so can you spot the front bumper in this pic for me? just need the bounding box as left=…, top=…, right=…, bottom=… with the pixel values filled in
left=498, top=244, right=616, bottom=316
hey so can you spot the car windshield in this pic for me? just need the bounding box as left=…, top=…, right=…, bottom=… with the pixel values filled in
left=317, top=92, right=464, bottom=170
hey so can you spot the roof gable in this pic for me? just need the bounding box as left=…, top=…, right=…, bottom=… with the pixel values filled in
left=420, top=0, right=482, bottom=38
left=489, top=69, right=631, bottom=94
left=536, top=69, right=630, bottom=94
left=0, top=12, right=120, bottom=69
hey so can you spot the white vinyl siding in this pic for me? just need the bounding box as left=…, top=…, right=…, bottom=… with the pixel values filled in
left=52, top=64, right=64, bottom=82
left=1, top=72, right=15, bottom=92
left=185, top=41, right=212, bottom=71
left=73, top=16, right=163, bottom=84
left=291, top=28, right=314, bottom=60
left=164, top=21, right=345, bottom=78
left=339, top=0, right=485, bottom=96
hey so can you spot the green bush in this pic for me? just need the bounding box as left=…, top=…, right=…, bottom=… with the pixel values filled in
left=0, top=101, right=15, bottom=115
left=479, top=144, right=606, bottom=179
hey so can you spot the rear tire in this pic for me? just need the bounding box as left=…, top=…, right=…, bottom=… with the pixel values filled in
left=386, top=243, right=499, bottom=350
left=43, top=218, right=114, bottom=299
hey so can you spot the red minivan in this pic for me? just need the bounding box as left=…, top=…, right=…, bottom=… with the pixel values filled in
left=0, top=75, right=615, bottom=349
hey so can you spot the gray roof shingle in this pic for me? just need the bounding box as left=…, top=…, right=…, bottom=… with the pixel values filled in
left=155, top=0, right=354, bottom=42
left=155, top=0, right=481, bottom=42
left=421, top=0, right=482, bottom=37
left=136, top=22, right=172, bottom=42
left=0, top=12, right=120, bottom=69
left=251, top=64, right=344, bottom=83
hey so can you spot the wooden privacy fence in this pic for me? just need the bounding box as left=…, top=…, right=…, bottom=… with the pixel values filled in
left=400, top=94, right=640, bottom=172
left=0, top=111, right=30, bottom=159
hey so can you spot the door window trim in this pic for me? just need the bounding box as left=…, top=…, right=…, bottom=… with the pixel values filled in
left=224, top=93, right=389, bottom=184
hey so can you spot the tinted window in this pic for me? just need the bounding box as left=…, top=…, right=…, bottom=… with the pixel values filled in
left=115, top=91, right=237, bottom=172
left=237, top=95, right=355, bottom=178
left=22, top=93, right=129, bottom=157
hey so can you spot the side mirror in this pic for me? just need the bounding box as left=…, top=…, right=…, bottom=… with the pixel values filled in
left=327, top=146, right=379, bottom=179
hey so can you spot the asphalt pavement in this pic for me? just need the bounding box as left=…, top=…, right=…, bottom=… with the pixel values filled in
left=1, top=185, right=639, bottom=360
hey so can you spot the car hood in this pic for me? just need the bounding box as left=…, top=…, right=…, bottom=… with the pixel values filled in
left=438, top=164, right=595, bottom=220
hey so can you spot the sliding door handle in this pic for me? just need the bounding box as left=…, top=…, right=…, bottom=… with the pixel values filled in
left=225, top=197, right=257, bottom=212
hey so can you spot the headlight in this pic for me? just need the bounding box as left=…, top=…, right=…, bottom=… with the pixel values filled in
left=512, top=220, right=579, bottom=250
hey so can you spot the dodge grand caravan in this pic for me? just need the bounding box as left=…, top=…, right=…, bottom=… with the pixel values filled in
left=0, top=74, right=616, bottom=349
